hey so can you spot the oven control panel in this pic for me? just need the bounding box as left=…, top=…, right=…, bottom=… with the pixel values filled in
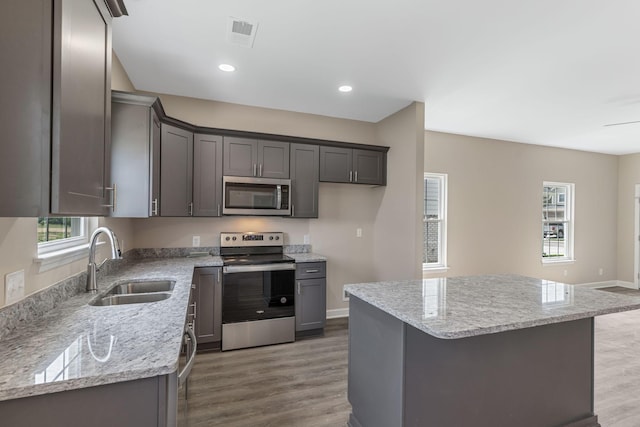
left=220, top=232, right=284, bottom=247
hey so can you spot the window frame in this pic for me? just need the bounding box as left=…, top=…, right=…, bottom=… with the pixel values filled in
left=542, top=182, right=575, bottom=264
left=423, top=173, right=448, bottom=271
left=37, top=217, right=89, bottom=255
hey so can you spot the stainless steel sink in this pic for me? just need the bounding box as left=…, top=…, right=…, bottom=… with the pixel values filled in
left=90, top=292, right=172, bottom=306
left=106, top=280, right=175, bottom=295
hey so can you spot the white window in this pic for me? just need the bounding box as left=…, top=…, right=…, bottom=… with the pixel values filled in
left=37, top=217, right=88, bottom=255
left=423, top=173, right=447, bottom=270
left=542, top=182, right=574, bottom=262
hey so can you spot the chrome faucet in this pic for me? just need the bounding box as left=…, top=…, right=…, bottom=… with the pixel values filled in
left=86, top=227, right=122, bottom=293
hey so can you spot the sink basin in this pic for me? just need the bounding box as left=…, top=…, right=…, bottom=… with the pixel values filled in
left=106, top=280, right=175, bottom=295
left=90, top=292, right=172, bottom=306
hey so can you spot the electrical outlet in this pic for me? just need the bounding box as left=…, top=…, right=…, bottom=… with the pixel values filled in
left=563, top=270, right=568, bottom=277
left=599, top=268, right=604, bottom=276
left=356, top=228, right=362, bottom=238
left=5, top=270, right=25, bottom=305
left=303, top=234, right=310, bottom=244
left=192, top=236, right=200, bottom=247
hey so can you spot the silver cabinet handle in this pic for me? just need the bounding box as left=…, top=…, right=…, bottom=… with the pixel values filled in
left=179, top=327, right=197, bottom=387
left=103, top=183, right=117, bottom=211
left=190, top=302, right=197, bottom=320
left=349, top=171, right=353, bottom=182
left=355, top=171, right=358, bottom=182
left=297, top=282, right=301, bottom=295
left=253, top=163, right=257, bottom=177
left=188, top=202, right=193, bottom=216
left=306, top=269, right=319, bottom=273
left=259, top=163, right=263, bottom=177
left=218, top=268, right=221, bottom=282
left=151, top=198, right=159, bottom=216
left=217, top=203, right=220, bottom=217
left=292, top=204, right=295, bottom=217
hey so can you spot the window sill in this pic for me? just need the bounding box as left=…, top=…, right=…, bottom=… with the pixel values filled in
left=423, top=266, right=450, bottom=273
left=34, top=242, right=103, bottom=273
left=541, top=258, right=576, bottom=266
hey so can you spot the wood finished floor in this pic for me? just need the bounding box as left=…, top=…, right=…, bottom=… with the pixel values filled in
left=179, top=301, right=640, bottom=427
left=178, top=318, right=350, bottom=427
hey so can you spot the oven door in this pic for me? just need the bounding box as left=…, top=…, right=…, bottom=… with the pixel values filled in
left=222, top=263, right=295, bottom=323
left=222, top=176, right=291, bottom=216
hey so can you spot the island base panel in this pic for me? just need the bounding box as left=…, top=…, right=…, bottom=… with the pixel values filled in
left=348, top=296, right=600, bottom=427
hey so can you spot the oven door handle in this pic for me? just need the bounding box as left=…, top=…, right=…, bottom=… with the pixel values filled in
left=223, top=263, right=296, bottom=274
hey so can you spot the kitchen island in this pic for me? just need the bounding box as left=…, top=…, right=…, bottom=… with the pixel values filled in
left=344, top=275, right=640, bottom=427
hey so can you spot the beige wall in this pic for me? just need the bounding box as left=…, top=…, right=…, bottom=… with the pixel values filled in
left=372, top=102, right=425, bottom=281
left=617, top=154, right=640, bottom=283
left=112, top=51, right=135, bottom=92
left=425, top=131, right=619, bottom=284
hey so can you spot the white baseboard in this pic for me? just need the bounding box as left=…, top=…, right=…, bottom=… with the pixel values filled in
left=577, top=280, right=637, bottom=290
left=327, top=308, right=349, bottom=319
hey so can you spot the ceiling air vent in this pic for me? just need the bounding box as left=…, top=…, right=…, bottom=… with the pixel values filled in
left=227, top=17, right=259, bottom=48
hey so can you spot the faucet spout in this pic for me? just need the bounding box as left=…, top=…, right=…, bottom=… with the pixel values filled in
left=86, top=227, right=122, bottom=293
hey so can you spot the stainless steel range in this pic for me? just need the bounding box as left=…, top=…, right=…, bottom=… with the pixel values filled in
left=220, top=232, right=296, bottom=351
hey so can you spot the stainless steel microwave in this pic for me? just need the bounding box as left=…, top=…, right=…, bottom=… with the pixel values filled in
left=222, top=176, right=291, bottom=216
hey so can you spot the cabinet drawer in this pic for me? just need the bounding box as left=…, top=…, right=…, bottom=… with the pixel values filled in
left=296, top=262, right=326, bottom=279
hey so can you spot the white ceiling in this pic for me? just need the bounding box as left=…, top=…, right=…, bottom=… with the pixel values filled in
left=113, top=0, right=640, bottom=155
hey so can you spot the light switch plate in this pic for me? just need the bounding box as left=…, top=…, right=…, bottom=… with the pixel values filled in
left=192, top=236, right=200, bottom=247
left=5, top=269, right=25, bottom=305
left=303, top=234, right=310, bottom=244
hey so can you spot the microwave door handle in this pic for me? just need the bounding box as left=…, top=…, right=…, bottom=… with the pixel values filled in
left=276, top=185, right=282, bottom=209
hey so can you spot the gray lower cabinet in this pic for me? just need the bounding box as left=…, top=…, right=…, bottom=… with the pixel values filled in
left=1, top=0, right=115, bottom=216
left=295, top=262, right=327, bottom=335
left=0, top=373, right=178, bottom=427
left=110, top=92, right=161, bottom=217
left=223, top=137, right=290, bottom=178
left=290, top=143, right=319, bottom=218
left=193, top=267, right=222, bottom=348
left=193, top=134, right=223, bottom=217
left=160, top=124, right=194, bottom=216
left=319, top=147, right=385, bottom=185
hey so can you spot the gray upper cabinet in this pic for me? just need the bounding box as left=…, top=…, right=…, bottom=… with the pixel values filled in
left=160, top=124, right=194, bottom=216
left=0, top=0, right=115, bottom=216
left=352, top=149, right=385, bottom=185
left=290, top=144, right=319, bottom=218
left=193, top=134, right=223, bottom=217
left=319, top=147, right=352, bottom=183
left=320, top=146, right=385, bottom=185
left=223, top=137, right=290, bottom=178
left=110, top=93, right=161, bottom=217
left=51, top=0, right=113, bottom=215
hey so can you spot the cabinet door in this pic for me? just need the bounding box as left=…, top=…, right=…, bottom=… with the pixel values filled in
left=223, top=137, right=257, bottom=177
left=290, top=144, right=319, bottom=218
left=258, top=140, right=290, bottom=178
left=51, top=0, right=112, bottom=215
left=150, top=111, right=161, bottom=216
left=110, top=101, right=152, bottom=217
left=193, top=134, right=223, bottom=216
left=295, top=278, right=327, bottom=332
left=193, top=267, right=222, bottom=344
left=319, top=146, right=352, bottom=183
left=353, top=149, right=385, bottom=185
left=0, top=0, right=51, bottom=216
left=160, top=124, right=193, bottom=216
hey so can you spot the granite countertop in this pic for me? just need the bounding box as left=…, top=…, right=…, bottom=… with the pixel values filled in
left=345, top=274, right=640, bottom=339
left=0, top=256, right=223, bottom=402
left=286, top=253, right=327, bottom=263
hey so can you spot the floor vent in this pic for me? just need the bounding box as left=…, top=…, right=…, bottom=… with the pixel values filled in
left=227, top=17, right=259, bottom=48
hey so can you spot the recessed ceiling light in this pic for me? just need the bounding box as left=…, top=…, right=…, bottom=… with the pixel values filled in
left=219, top=64, right=236, bottom=72
left=338, top=85, right=353, bottom=93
